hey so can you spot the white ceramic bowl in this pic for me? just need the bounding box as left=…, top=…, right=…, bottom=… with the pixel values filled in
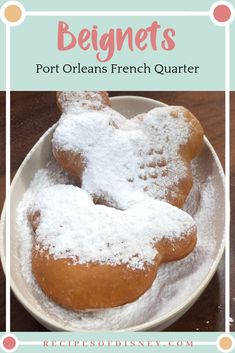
left=0, top=96, right=225, bottom=331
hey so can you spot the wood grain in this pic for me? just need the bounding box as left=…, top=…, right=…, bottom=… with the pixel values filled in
left=0, top=91, right=234, bottom=332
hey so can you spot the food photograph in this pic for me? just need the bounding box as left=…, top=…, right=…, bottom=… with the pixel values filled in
left=0, top=91, right=233, bottom=332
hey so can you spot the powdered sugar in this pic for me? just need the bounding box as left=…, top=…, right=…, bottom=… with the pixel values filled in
left=29, top=184, right=195, bottom=269
left=52, top=106, right=191, bottom=209
left=57, top=91, right=107, bottom=113
left=16, top=156, right=220, bottom=330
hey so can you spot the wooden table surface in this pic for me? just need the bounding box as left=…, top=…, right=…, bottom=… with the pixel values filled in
left=0, top=91, right=234, bottom=332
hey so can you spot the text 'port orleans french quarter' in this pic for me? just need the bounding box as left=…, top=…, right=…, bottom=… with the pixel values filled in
left=35, top=63, right=200, bottom=75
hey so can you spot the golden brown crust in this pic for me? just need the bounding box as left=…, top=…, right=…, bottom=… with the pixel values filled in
left=52, top=146, right=85, bottom=185
left=156, top=230, right=197, bottom=263
left=32, top=243, right=160, bottom=310
left=176, top=107, right=204, bottom=161
left=29, top=210, right=196, bottom=310
left=161, top=167, right=193, bottom=208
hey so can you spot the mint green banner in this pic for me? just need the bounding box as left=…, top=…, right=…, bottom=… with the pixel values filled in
left=0, top=0, right=235, bottom=90
left=1, top=333, right=235, bottom=353
left=0, top=0, right=232, bottom=12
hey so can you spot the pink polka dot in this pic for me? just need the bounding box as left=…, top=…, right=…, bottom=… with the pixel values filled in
left=213, top=4, right=231, bottom=22
left=2, top=336, right=16, bottom=350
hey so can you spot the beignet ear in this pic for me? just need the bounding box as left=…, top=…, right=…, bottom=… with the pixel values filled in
left=56, top=91, right=110, bottom=113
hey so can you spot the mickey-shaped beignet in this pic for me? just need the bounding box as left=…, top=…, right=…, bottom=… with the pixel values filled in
left=28, top=185, right=196, bottom=310
left=52, top=93, right=204, bottom=209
